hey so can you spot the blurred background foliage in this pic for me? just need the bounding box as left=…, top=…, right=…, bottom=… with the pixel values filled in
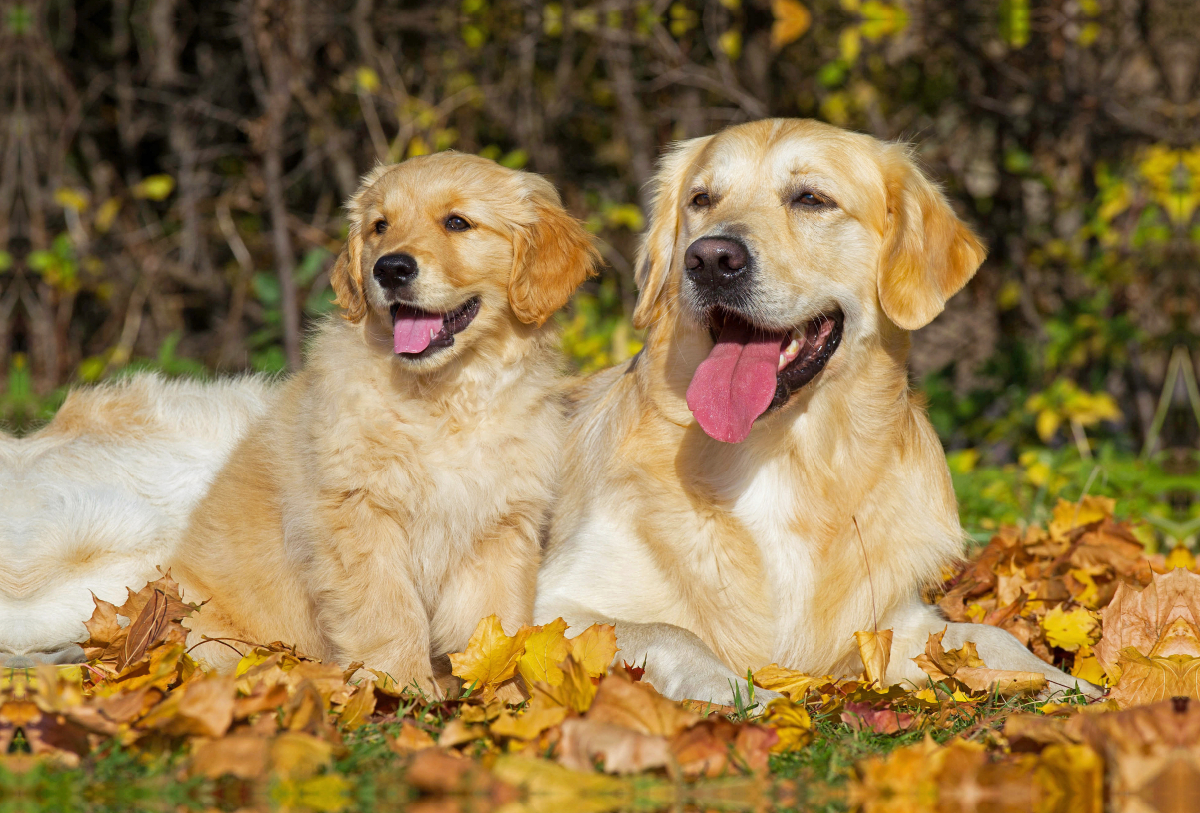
left=0, top=0, right=1197, bottom=541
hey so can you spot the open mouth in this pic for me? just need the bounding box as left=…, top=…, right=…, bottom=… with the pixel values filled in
left=390, top=297, right=480, bottom=358
left=685, top=308, right=844, bottom=443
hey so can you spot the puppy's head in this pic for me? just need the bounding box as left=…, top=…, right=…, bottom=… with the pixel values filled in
left=331, top=152, right=599, bottom=369
left=635, top=119, right=985, bottom=443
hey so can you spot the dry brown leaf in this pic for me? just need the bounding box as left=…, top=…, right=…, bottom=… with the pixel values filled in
left=751, top=664, right=832, bottom=701
left=556, top=717, right=671, bottom=775
left=190, top=733, right=270, bottom=779
left=584, top=674, right=698, bottom=738
left=388, top=720, right=437, bottom=754
left=915, top=629, right=1046, bottom=696
left=1110, top=649, right=1200, bottom=707
left=337, top=682, right=376, bottom=730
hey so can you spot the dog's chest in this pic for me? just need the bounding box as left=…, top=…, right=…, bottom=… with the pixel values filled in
left=728, top=460, right=838, bottom=668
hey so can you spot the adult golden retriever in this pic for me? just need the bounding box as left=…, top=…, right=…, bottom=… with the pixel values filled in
left=174, top=153, right=598, bottom=694
left=535, top=119, right=1098, bottom=704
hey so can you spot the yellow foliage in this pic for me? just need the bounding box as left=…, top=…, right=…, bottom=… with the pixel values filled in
left=1041, top=606, right=1101, bottom=652
left=449, top=615, right=533, bottom=700
left=770, top=0, right=811, bottom=48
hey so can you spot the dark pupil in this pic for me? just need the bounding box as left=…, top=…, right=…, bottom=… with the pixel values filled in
left=448, top=216, right=466, bottom=229
left=696, top=194, right=709, bottom=206
left=375, top=221, right=387, bottom=233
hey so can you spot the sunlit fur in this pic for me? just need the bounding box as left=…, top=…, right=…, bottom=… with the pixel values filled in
left=0, top=376, right=271, bottom=666
left=536, top=119, right=1098, bottom=703
left=173, top=153, right=599, bottom=695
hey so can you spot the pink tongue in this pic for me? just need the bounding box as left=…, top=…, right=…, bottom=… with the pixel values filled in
left=686, top=320, right=785, bottom=443
left=393, top=311, right=444, bottom=354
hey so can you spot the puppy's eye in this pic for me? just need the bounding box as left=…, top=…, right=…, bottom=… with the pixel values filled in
left=445, top=215, right=471, bottom=232
left=691, top=192, right=711, bottom=208
left=374, top=220, right=388, bottom=234
left=793, top=191, right=832, bottom=208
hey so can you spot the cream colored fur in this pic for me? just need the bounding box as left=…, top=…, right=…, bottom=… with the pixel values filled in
left=173, top=153, right=598, bottom=695
left=0, top=375, right=272, bottom=666
left=535, top=119, right=1100, bottom=704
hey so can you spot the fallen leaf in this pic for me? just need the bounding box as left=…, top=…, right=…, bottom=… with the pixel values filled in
left=762, top=698, right=812, bottom=752
left=854, top=629, right=893, bottom=687
left=449, top=615, right=534, bottom=701
left=270, top=731, right=334, bottom=780
left=584, top=674, right=698, bottom=737
left=752, top=664, right=831, bottom=701
left=531, top=655, right=598, bottom=713
left=841, top=702, right=915, bottom=735
left=190, top=733, right=270, bottom=779
left=490, top=694, right=568, bottom=741
left=517, top=618, right=570, bottom=687
left=556, top=718, right=671, bottom=774
left=568, top=624, right=620, bottom=678
left=388, top=720, right=437, bottom=754
left=1042, top=606, right=1101, bottom=652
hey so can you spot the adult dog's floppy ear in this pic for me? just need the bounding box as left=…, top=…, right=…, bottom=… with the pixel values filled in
left=632, top=136, right=711, bottom=330
left=509, top=182, right=601, bottom=327
left=877, top=146, right=986, bottom=330
left=330, top=229, right=367, bottom=323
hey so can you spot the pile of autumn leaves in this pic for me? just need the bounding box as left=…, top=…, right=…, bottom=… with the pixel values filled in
left=2, top=496, right=1198, bottom=812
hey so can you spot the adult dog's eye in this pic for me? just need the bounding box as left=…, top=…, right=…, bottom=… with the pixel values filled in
left=374, top=220, right=388, bottom=234
left=794, top=191, right=832, bottom=208
left=445, top=215, right=471, bottom=232
left=691, top=192, right=711, bottom=208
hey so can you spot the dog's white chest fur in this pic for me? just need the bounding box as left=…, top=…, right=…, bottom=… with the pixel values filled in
left=728, top=458, right=822, bottom=666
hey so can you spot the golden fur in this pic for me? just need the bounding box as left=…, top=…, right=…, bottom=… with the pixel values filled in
left=173, top=153, right=598, bottom=694
left=535, top=119, right=1098, bottom=703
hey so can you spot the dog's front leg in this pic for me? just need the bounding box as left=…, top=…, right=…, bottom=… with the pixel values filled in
left=312, top=546, right=441, bottom=699
left=885, top=599, right=1104, bottom=699
left=540, top=606, right=780, bottom=707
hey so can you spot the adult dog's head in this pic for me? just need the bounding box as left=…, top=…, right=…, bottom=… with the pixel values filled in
left=331, top=152, right=599, bottom=369
left=633, top=119, right=986, bottom=443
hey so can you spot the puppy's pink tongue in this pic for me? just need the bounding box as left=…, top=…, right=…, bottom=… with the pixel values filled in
left=686, top=320, right=784, bottom=443
left=393, top=311, right=444, bottom=354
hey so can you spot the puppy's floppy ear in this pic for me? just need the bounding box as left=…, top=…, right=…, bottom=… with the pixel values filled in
left=509, top=181, right=601, bottom=327
left=877, top=146, right=987, bottom=330
left=632, top=136, right=711, bottom=330
left=330, top=228, right=367, bottom=323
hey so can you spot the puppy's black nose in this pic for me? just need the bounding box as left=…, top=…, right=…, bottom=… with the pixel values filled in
left=374, top=252, right=419, bottom=289
left=684, top=237, right=749, bottom=290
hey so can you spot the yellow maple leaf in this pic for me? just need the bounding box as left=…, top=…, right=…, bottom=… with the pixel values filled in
left=853, top=629, right=893, bottom=687
left=567, top=623, right=619, bottom=678
left=490, top=694, right=569, bottom=740
left=770, top=0, right=811, bottom=48
left=449, top=615, right=534, bottom=700
left=1070, top=646, right=1107, bottom=686
left=1049, top=496, right=1114, bottom=539
left=752, top=664, right=832, bottom=701
left=517, top=618, right=571, bottom=687
left=531, top=655, right=598, bottom=713
left=1041, top=606, right=1101, bottom=652
left=763, top=698, right=812, bottom=752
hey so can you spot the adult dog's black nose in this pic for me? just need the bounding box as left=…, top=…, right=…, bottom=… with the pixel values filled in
left=684, top=237, right=749, bottom=290
left=374, top=253, right=419, bottom=289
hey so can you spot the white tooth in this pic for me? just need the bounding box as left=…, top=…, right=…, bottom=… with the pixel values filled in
left=786, top=339, right=800, bottom=357
left=430, top=328, right=437, bottom=339
left=778, top=353, right=787, bottom=371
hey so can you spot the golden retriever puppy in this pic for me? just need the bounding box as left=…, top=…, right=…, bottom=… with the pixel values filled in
left=173, top=153, right=598, bottom=694
left=536, top=119, right=1098, bottom=704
